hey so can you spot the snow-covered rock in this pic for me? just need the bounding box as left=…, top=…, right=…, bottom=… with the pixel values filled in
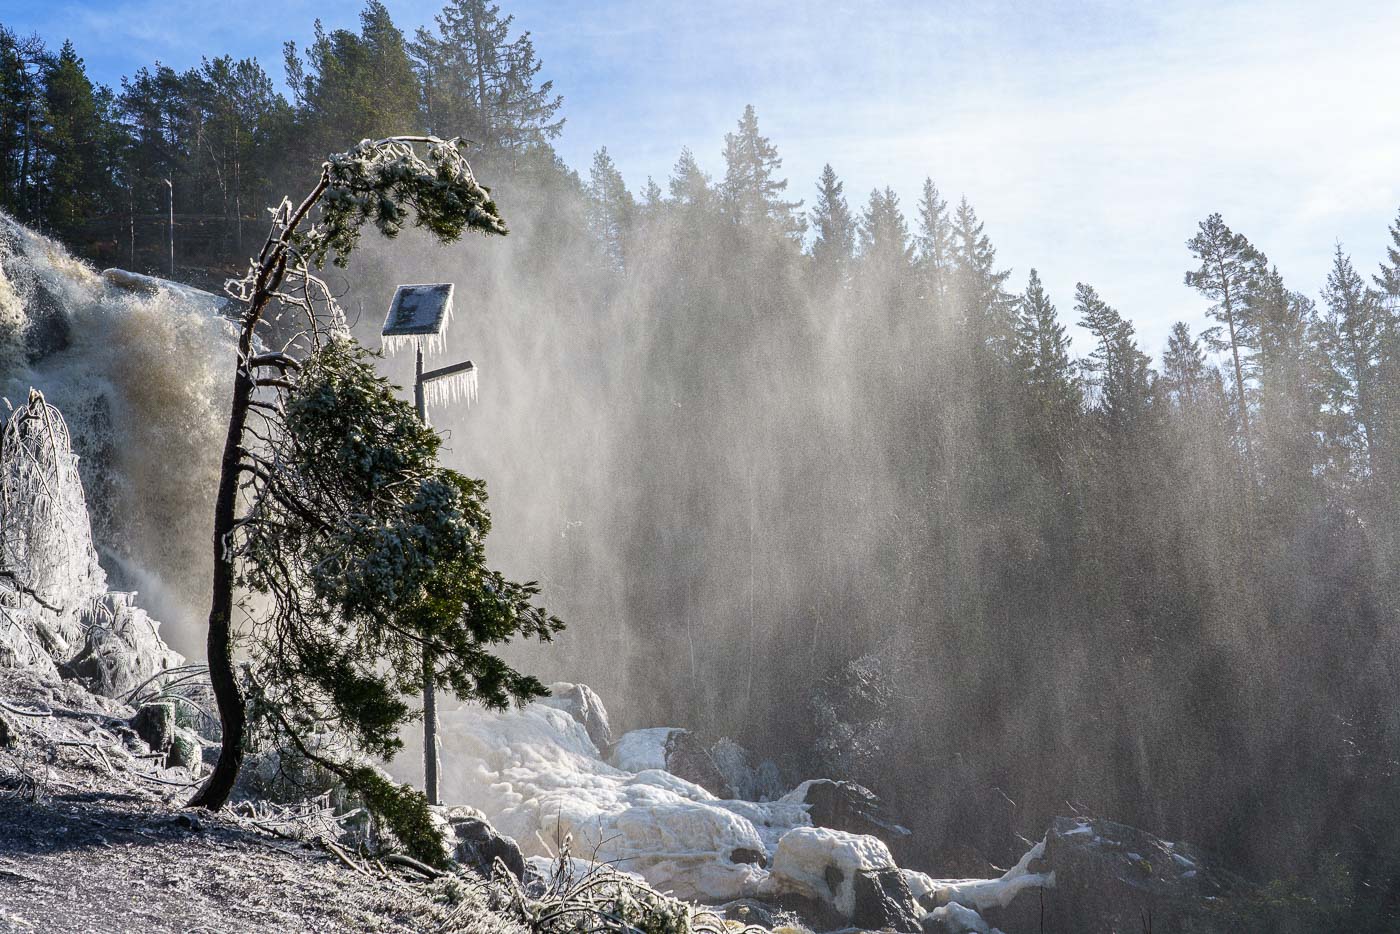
left=537, top=681, right=612, bottom=750
left=1, top=390, right=183, bottom=696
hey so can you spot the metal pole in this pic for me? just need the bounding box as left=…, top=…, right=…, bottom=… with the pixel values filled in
left=164, top=179, right=174, bottom=276
left=415, top=342, right=440, bottom=806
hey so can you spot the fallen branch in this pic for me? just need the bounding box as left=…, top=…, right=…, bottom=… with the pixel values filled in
left=382, top=853, right=442, bottom=880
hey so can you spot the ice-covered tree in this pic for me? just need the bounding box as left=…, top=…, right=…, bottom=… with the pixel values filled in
left=189, top=138, right=559, bottom=865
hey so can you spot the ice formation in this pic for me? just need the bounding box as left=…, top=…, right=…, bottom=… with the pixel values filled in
left=0, top=213, right=236, bottom=656
left=0, top=390, right=183, bottom=694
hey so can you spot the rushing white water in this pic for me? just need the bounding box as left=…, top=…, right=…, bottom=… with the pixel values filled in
left=0, top=213, right=235, bottom=657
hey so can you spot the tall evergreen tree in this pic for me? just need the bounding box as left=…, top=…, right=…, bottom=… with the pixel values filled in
left=809, top=163, right=854, bottom=284
left=409, top=0, right=563, bottom=156
left=1318, top=246, right=1384, bottom=475
left=857, top=186, right=911, bottom=277
left=667, top=146, right=711, bottom=208
left=914, top=178, right=954, bottom=308
left=1162, top=321, right=1208, bottom=407
left=285, top=2, right=420, bottom=165
left=1185, top=213, right=1264, bottom=464
left=720, top=105, right=803, bottom=238
left=1076, top=282, right=1151, bottom=438
left=951, top=196, right=1014, bottom=361
left=586, top=146, right=634, bottom=272
left=1015, top=270, right=1079, bottom=416
left=38, top=41, right=114, bottom=237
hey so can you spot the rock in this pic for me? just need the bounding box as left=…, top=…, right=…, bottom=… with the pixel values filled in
left=800, top=778, right=913, bottom=856
left=166, top=727, right=201, bottom=771
left=769, top=826, right=921, bottom=932
left=539, top=682, right=613, bottom=751
left=716, top=899, right=781, bottom=929
left=923, top=901, right=998, bottom=934
left=445, top=806, right=526, bottom=881
left=130, top=702, right=174, bottom=754
left=61, top=593, right=185, bottom=699
left=729, top=846, right=767, bottom=867
left=977, top=817, right=1258, bottom=934
left=709, top=737, right=786, bottom=801
left=607, top=726, right=733, bottom=798
left=853, top=866, right=924, bottom=933
left=661, top=729, right=732, bottom=798
left=0, top=712, right=14, bottom=748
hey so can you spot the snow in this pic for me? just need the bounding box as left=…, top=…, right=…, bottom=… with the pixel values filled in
left=930, top=839, right=1055, bottom=912
left=608, top=727, right=674, bottom=773
left=925, top=901, right=1003, bottom=934
left=766, top=825, right=896, bottom=916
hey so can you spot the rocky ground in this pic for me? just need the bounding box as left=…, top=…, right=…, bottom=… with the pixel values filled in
left=0, top=669, right=520, bottom=934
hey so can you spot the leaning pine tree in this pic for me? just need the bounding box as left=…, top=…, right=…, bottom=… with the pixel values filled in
left=188, top=137, right=563, bottom=865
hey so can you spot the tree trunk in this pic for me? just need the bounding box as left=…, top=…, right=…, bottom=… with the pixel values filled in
left=188, top=361, right=254, bottom=810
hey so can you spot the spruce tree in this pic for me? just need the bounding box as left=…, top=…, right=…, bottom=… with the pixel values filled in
left=1319, top=246, right=1384, bottom=473
left=914, top=178, right=954, bottom=308
left=719, top=104, right=803, bottom=238
left=809, top=163, right=854, bottom=284
left=857, top=186, right=912, bottom=278
left=1076, top=282, right=1151, bottom=438
left=668, top=146, right=710, bottom=208
left=586, top=146, right=634, bottom=272
left=1162, top=321, right=1208, bottom=407
left=1015, top=270, right=1080, bottom=417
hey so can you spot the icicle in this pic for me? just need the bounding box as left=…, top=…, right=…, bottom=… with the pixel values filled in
left=423, top=365, right=478, bottom=409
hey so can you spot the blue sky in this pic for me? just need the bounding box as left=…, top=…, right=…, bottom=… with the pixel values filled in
left=4, top=0, right=1399, bottom=357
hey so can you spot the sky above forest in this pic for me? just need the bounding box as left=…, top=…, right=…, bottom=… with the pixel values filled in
left=3, top=0, right=1399, bottom=355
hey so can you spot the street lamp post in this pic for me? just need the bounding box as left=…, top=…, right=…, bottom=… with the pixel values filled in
left=163, top=178, right=174, bottom=276
left=381, top=282, right=476, bottom=807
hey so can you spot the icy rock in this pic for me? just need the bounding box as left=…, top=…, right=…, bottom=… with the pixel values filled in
left=930, top=838, right=1053, bottom=914
left=709, top=737, right=785, bottom=801
left=609, top=727, right=732, bottom=798
left=62, top=593, right=184, bottom=698
left=767, top=825, right=920, bottom=931
left=167, top=727, right=202, bottom=772
left=798, top=778, right=912, bottom=857
left=991, top=816, right=1252, bottom=933
left=443, top=805, right=526, bottom=880
left=0, top=712, right=13, bottom=748
left=538, top=682, right=612, bottom=750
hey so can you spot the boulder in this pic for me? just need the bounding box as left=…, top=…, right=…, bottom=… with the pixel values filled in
left=539, top=682, right=612, bottom=751
left=0, top=712, right=14, bottom=748
left=961, top=817, right=1259, bottom=934
left=709, top=737, right=786, bottom=801
left=662, top=729, right=732, bottom=798
left=166, top=727, right=201, bottom=771
left=445, top=806, right=526, bottom=881
left=130, top=702, right=174, bottom=754
left=769, top=826, right=922, bottom=933
left=607, top=726, right=733, bottom=798
left=800, top=778, right=913, bottom=856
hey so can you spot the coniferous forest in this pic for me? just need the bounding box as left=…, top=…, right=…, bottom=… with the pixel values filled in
left=6, top=1, right=1400, bottom=925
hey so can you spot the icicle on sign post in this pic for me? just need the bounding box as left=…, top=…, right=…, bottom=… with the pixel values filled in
left=381, top=281, right=476, bottom=806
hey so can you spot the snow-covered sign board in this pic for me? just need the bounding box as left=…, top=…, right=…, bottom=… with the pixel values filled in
left=381, top=283, right=455, bottom=353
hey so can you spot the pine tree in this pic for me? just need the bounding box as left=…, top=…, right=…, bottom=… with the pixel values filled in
left=1015, top=270, right=1080, bottom=415
left=1251, top=264, right=1321, bottom=492
left=668, top=146, right=711, bottom=208
left=586, top=146, right=634, bottom=272
left=857, top=186, right=911, bottom=277
left=951, top=196, right=1014, bottom=361
left=38, top=41, right=112, bottom=237
left=1076, top=282, right=1151, bottom=438
left=284, top=2, right=420, bottom=164
left=914, top=178, right=954, bottom=307
left=809, top=164, right=854, bottom=284
left=1375, top=206, right=1400, bottom=305
left=409, top=0, right=563, bottom=156
left=1185, top=213, right=1264, bottom=465
left=0, top=27, right=47, bottom=221
left=1162, top=321, right=1208, bottom=407
left=1318, top=246, right=1384, bottom=474
left=719, top=104, right=803, bottom=238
